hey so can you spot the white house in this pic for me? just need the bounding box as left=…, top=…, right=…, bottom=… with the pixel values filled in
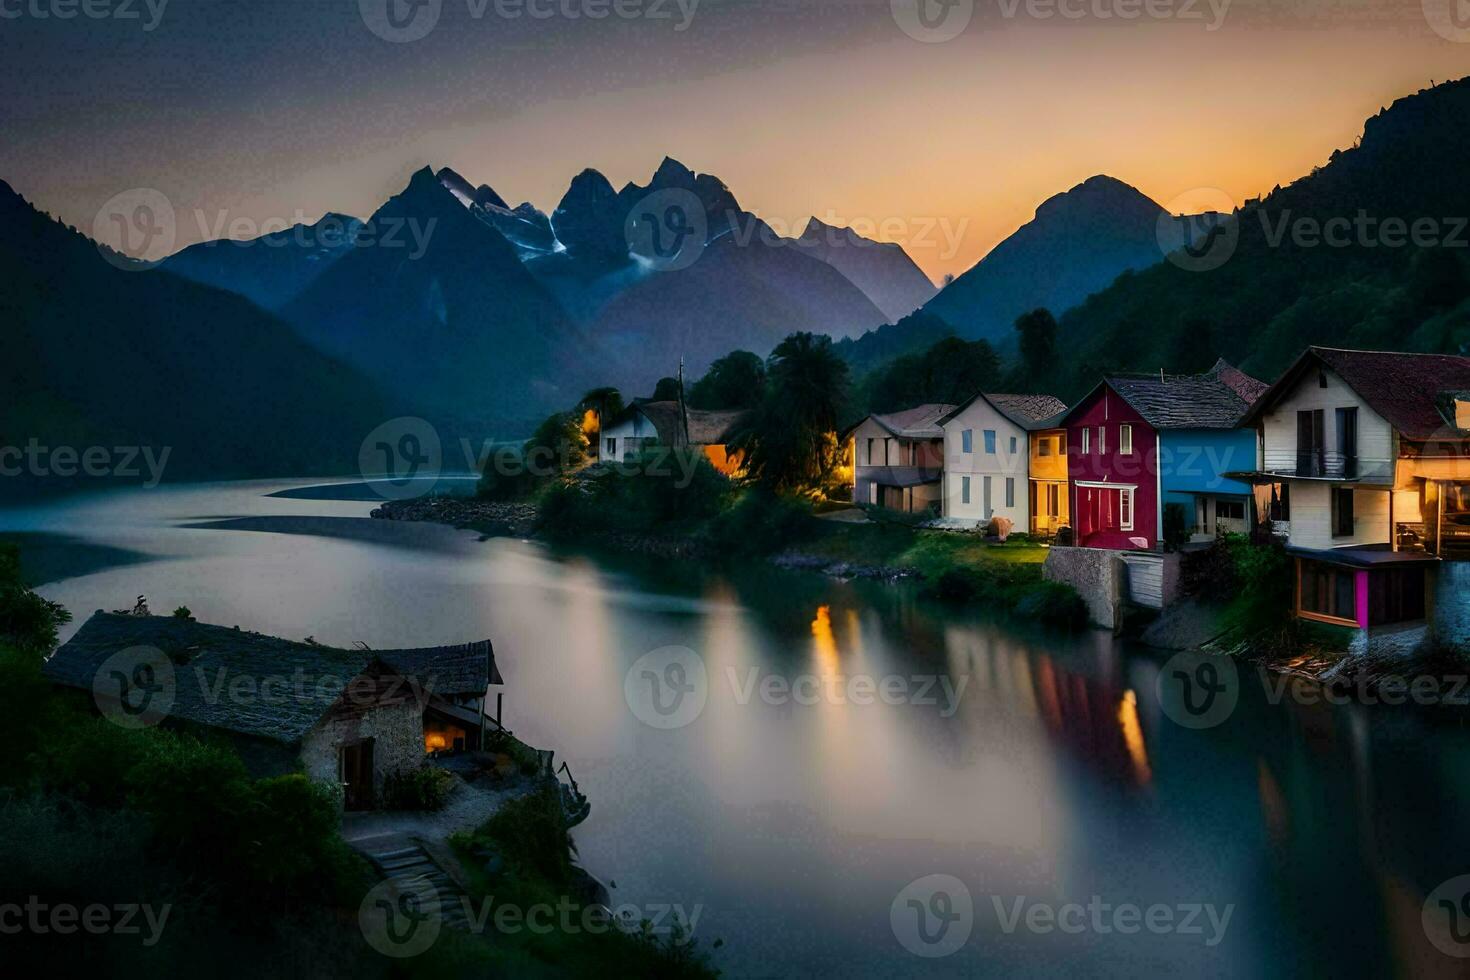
left=1242, top=347, right=1470, bottom=654
left=937, top=393, right=1068, bottom=529
left=599, top=400, right=748, bottom=476
left=847, top=404, right=952, bottom=514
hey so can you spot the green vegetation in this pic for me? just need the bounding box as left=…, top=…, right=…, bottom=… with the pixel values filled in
left=855, top=334, right=1000, bottom=415
left=1181, top=534, right=1302, bottom=656
left=450, top=786, right=720, bottom=978
left=0, top=542, right=70, bottom=656
left=687, top=350, right=765, bottom=410
left=382, top=765, right=457, bottom=811
left=732, top=332, right=851, bottom=493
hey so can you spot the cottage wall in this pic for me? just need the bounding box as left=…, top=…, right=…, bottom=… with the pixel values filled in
left=1285, top=481, right=1391, bottom=550
left=299, top=677, right=426, bottom=806
left=1066, top=386, right=1160, bottom=550
left=1259, top=365, right=1395, bottom=482
left=599, top=412, right=662, bottom=463
left=940, top=399, right=1029, bottom=527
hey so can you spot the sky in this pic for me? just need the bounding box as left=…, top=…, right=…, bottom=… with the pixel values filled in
left=3, top=0, right=1469, bottom=281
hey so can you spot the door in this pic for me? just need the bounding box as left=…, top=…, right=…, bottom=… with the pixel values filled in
left=1297, top=410, right=1325, bottom=476
left=341, top=738, right=376, bottom=811
left=1336, top=407, right=1358, bottom=478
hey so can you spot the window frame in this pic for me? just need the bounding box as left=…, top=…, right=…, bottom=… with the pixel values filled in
left=984, top=430, right=997, bottom=454
left=1120, top=488, right=1134, bottom=531
left=1119, top=424, right=1133, bottom=455
left=961, top=429, right=973, bottom=454
left=1332, top=487, right=1355, bottom=538
left=961, top=475, right=971, bottom=506
left=1081, top=428, right=1091, bottom=454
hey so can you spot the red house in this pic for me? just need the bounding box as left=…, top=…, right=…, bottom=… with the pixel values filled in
left=1062, top=382, right=1159, bottom=550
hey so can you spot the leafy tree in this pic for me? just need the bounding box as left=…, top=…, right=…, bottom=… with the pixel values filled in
left=688, top=351, right=766, bottom=410
left=734, top=333, right=850, bottom=492
left=1015, top=308, right=1058, bottom=383
left=860, top=335, right=1001, bottom=415
left=577, top=387, right=625, bottom=431
left=651, top=377, right=682, bottom=401
left=0, top=543, right=70, bottom=657
left=523, top=412, right=588, bottom=475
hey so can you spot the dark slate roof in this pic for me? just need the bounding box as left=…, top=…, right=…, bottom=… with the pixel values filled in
left=1286, top=544, right=1440, bottom=568
left=866, top=403, right=957, bottom=439
left=44, top=613, right=498, bottom=745
left=1099, top=359, right=1266, bottom=430
left=616, top=401, right=749, bottom=446
left=937, top=392, right=1069, bottom=430
left=1244, top=347, right=1470, bottom=440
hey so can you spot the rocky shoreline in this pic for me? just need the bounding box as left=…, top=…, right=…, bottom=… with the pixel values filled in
left=371, top=497, right=539, bottom=537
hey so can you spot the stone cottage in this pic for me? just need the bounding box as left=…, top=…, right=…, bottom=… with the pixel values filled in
left=44, top=612, right=502, bottom=810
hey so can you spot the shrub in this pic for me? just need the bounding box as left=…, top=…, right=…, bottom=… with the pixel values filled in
left=0, top=542, right=70, bottom=656
left=470, top=784, right=576, bottom=887
left=382, top=765, right=456, bottom=812
left=704, top=490, right=815, bottom=557
left=1163, top=503, right=1190, bottom=552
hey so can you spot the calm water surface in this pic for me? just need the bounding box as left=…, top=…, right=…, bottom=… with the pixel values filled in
left=4, top=480, right=1469, bottom=978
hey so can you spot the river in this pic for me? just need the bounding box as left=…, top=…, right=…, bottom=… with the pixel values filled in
left=4, top=479, right=1469, bottom=978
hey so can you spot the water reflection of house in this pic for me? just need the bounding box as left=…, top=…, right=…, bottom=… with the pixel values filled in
left=847, top=403, right=953, bottom=514
left=1240, top=347, right=1470, bottom=653
left=43, top=613, right=503, bottom=811
left=597, top=400, right=749, bottom=477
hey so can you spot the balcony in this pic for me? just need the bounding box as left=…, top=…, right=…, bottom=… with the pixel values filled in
left=1261, top=450, right=1393, bottom=483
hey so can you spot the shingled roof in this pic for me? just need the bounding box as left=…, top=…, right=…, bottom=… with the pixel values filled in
left=939, top=392, right=1070, bottom=431
left=864, top=403, right=957, bottom=439
left=44, top=613, right=499, bottom=745
left=618, top=401, right=749, bottom=447
left=1243, top=347, right=1470, bottom=440
left=1081, top=359, right=1266, bottom=430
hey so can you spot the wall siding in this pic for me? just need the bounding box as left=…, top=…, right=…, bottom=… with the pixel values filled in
left=941, top=400, right=1029, bottom=526
left=1066, top=386, right=1160, bottom=550
left=1260, top=365, right=1395, bottom=482
left=1286, top=481, right=1392, bottom=550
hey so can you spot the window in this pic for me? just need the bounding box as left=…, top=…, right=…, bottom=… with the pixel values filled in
left=1039, top=437, right=1052, bottom=457
left=961, top=476, right=971, bottom=505
left=1333, top=487, right=1355, bottom=538
left=1009, top=436, right=1018, bottom=454
left=1098, top=426, right=1106, bottom=454
left=1300, top=560, right=1356, bottom=623
left=1120, top=424, right=1133, bottom=455
left=1337, top=407, right=1359, bottom=479
left=1081, top=428, right=1091, bottom=454
left=866, top=438, right=875, bottom=466
left=1216, top=500, right=1245, bottom=521
left=984, top=430, right=997, bottom=454
left=962, top=429, right=973, bottom=454
left=1297, top=409, right=1325, bottom=476
left=1120, top=488, right=1134, bottom=531
left=1005, top=478, right=1015, bottom=509
left=1319, top=370, right=1329, bottom=389
left=606, top=437, right=616, bottom=456
left=1367, top=567, right=1427, bottom=626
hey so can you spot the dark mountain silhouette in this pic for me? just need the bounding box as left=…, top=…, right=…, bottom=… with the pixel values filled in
left=794, top=217, right=937, bottom=321
left=161, top=212, right=363, bottom=311
left=0, top=180, right=392, bottom=495
left=282, top=167, right=588, bottom=435
left=923, top=175, right=1183, bottom=344
left=1052, top=77, right=1470, bottom=398
left=437, top=167, right=558, bottom=260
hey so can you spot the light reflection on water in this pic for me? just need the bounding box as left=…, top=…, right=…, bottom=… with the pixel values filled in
left=4, top=480, right=1470, bottom=978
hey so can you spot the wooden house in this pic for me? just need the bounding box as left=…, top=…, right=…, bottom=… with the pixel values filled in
left=935, top=393, right=1068, bottom=531
left=847, top=403, right=952, bottom=514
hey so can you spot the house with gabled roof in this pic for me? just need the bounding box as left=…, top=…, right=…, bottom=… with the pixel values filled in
left=1239, top=347, right=1470, bottom=652
left=846, top=403, right=954, bottom=514
left=936, top=393, right=1068, bottom=532
left=598, top=400, right=749, bottom=477
left=43, top=612, right=503, bottom=811
left=1059, top=360, right=1266, bottom=551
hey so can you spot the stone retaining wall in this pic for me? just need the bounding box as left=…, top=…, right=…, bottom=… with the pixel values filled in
left=1044, top=546, right=1126, bottom=631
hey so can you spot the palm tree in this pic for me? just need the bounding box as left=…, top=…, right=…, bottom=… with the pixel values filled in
left=734, top=333, right=850, bottom=491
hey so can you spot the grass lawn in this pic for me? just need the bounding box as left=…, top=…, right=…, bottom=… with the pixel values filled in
left=800, top=520, right=1049, bottom=577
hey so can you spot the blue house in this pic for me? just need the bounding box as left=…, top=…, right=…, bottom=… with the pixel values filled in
left=1097, top=360, right=1269, bottom=544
